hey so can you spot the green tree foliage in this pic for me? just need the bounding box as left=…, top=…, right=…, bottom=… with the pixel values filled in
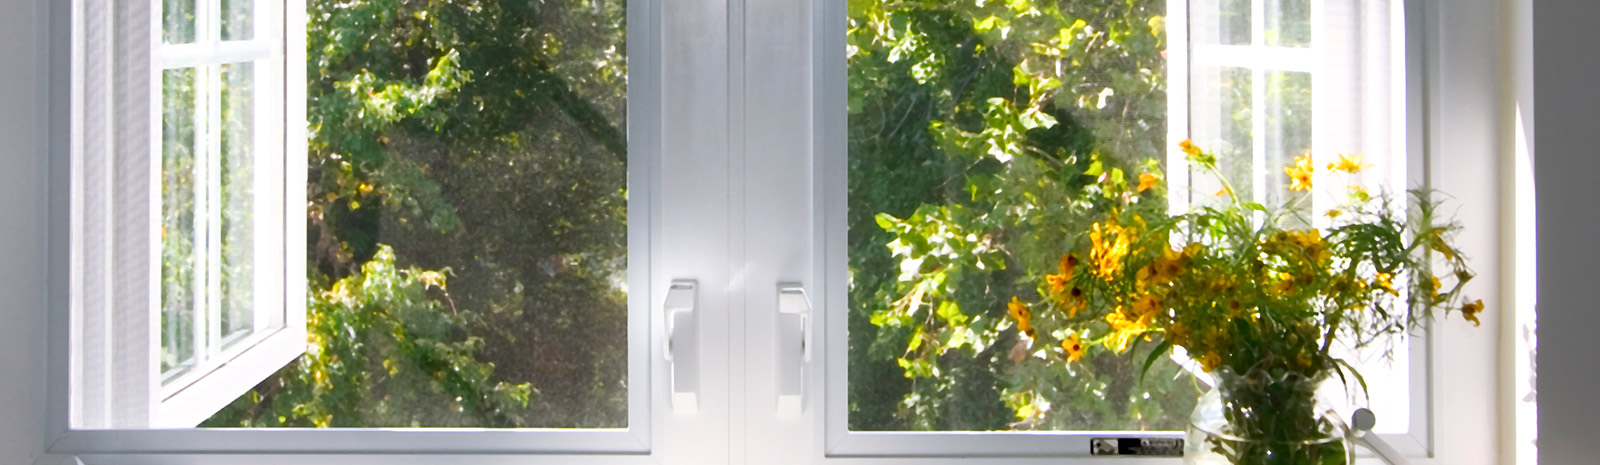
left=846, top=0, right=1196, bottom=431
left=207, top=0, right=629, bottom=428
left=207, top=246, right=533, bottom=427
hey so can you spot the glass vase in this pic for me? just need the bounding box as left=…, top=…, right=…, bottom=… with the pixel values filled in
left=1184, top=367, right=1354, bottom=465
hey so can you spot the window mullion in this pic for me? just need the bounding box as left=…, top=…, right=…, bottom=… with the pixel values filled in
left=204, top=62, right=224, bottom=362
left=1249, top=0, right=1267, bottom=210
left=1309, top=0, right=1330, bottom=230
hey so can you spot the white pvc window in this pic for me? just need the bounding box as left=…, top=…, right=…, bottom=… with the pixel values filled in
left=55, top=0, right=672, bottom=455
left=813, top=0, right=1429, bottom=460
left=71, top=0, right=300, bottom=429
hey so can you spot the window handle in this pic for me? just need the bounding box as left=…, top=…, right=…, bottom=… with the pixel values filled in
left=663, top=280, right=698, bottom=413
left=1351, top=408, right=1410, bottom=465
left=777, top=284, right=812, bottom=415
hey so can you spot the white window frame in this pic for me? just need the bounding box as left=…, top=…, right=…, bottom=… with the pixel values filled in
left=45, top=0, right=675, bottom=460
left=792, top=0, right=1505, bottom=464
left=33, top=0, right=1510, bottom=462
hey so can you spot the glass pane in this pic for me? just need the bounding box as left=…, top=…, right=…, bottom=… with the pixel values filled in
left=199, top=0, right=630, bottom=429
left=163, top=0, right=197, bottom=44
left=1265, top=0, right=1311, bottom=47
left=221, top=0, right=254, bottom=41
left=1190, top=66, right=1254, bottom=207
left=161, top=67, right=200, bottom=379
left=1263, top=71, right=1312, bottom=222
left=1193, top=0, right=1253, bottom=46
left=846, top=0, right=1190, bottom=431
left=219, top=62, right=256, bottom=345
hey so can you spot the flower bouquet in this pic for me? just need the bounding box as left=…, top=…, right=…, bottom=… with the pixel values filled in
left=1008, top=142, right=1483, bottom=464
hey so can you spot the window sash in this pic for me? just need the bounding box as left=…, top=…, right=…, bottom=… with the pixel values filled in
left=53, top=0, right=664, bottom=448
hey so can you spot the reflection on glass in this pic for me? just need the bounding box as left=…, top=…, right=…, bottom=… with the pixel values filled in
left=1193, top=0, right=1252, bottom=45
left=1191, top=67, right=1254, bottom=206
left=221, top=0, right=254, bottom=41
left=1263, top=71, right=1312, bottom=222
left=220, top=62, right=256, bottom=346
left=1265, top=0, right=1312, bottom=48
left=163, top=0, right=197, bottom=44
left=846, top=0, right=1191, bottom=432
left=198, top=0, right=631, bottom=429
left=161, top=67, right=199, bottom=378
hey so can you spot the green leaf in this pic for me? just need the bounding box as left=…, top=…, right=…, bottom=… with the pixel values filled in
left=935, top=300, right=967, bottom=325
left=1139, top=340, right=1172, bottom=384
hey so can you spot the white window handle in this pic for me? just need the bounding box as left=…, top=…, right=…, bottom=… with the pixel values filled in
left=664, top=280, right=698, bottom=413
left=777, top=284, right=812, bottom=415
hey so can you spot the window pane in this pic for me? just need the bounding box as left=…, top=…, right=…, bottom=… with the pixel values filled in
left=1263, top=71, right=1312, bottom=223
left=161, top=67, right=200, bottom=379
left=163, top=0, right=197, bottom=44
left=1190, top=66, right=1254, bottom=207
left=221, top=0, right=253, bottom=41
left=1265, top=0, right=1312, bottom=48
left=1193, top=0, right=1252, bottom=46
left=199, top=0, right=630, bottom=429
left=846, top=0, right=1192, bottom=431
left=219, top=62, right=256, bottom=346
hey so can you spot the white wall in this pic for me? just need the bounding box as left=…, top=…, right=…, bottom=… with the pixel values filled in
left=0, top=0, right=48, bottom=462
left=1534, top=2, right=1600, bottom=464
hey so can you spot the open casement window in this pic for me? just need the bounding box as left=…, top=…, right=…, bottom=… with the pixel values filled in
left=57, top=0, right=675, bottom=454
left=71, top=0, right=302, bottom=428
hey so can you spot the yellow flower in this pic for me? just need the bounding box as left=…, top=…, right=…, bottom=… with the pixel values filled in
left=1374, top=272, right=1399, bottom=296
left=1179, top=139, right=1200, bottom=156
left=1046, top=273, right=1069, bottom=297
left=1215, top=186, right=1232, bottom=197
left=1066, top=287, right=1087, bottom=318
left=1089, top=222, right=1131, bottom=281
left=1327, top=153, right=1373, bottom=173
left=1137, top=172, right=1160, bottom=193
left=1059, top=254, right=1078, bottom=279
left=1288, top=229, right=1322, bottom=248
left=1199, top=352, right=1223, bottom=373
left=1326, top=209, right=1343, bottom=219
left=1269, top=271, right=1297, bottom=296
left=1131, top=293, right=1162, bottom=320
left=1008, top=296, right=1035, bottom=337
left=1296, top=351, right=1315, bottom=368
left=1166, top=322, right=1190, bottom=347
left=1103, top=309, right=1147, bottom=353
left=1430, top=276, right=1443, bottom=297
left=1147, top=247, right=1184, bottom=283
left=1061, top=332, right=1085, bottom=363
left=1286, top=154, right=1315, bottom=192
left=1460, top=299, right=1485, bottom=326
left=1181, top=139, right=1218, bottom=166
